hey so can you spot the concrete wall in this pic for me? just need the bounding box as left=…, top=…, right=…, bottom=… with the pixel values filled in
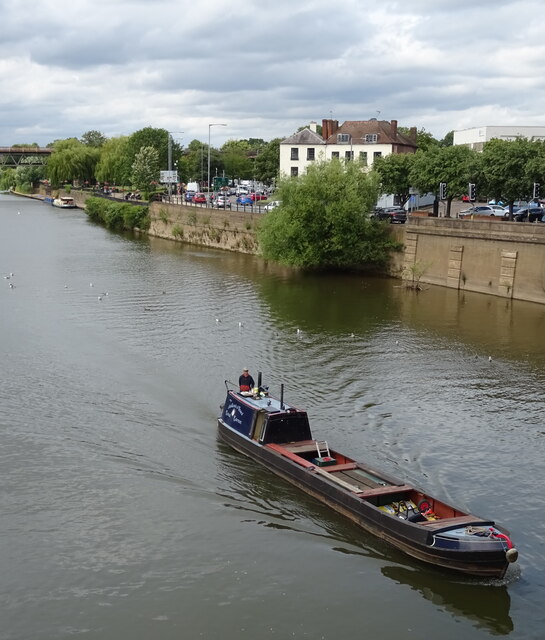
left=148, top=201, right=261, bottom=254
left=402, top=217, right=545, bottom=304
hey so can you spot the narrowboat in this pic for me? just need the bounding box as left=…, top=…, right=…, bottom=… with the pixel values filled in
left=218, top=376, right=518, bottom=578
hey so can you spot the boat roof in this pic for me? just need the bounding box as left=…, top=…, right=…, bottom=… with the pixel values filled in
left=230, top=390, right=303, bottom=415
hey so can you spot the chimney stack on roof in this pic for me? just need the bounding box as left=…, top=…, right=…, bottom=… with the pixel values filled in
left=391, top=120, right=398, bottom=140
left=321, top=119, right=339, bottom=141
left=309, top=121, right=317, bottom=133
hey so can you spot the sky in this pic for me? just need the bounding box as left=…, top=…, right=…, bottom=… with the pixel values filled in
left=1, top=0, right=544, bottom=148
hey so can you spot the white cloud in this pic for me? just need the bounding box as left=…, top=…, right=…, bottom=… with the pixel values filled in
left=0, top=0, right=544, bottom=146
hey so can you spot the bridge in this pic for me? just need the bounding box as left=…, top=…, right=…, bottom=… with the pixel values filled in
left=0, top=147, right=52, bottom=167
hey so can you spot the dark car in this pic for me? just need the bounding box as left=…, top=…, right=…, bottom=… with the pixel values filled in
left=508, top=207, right=545, bottom=222
left=372, top=207, right=407, bottom=224
left=236, top=195, right=253, bottom=205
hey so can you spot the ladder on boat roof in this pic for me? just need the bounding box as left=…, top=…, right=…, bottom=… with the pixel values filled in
left=315, top=440, right=331, bottom=458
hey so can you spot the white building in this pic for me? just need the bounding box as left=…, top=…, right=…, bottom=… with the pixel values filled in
left=279, top=118, right=417, bottom=177
left=453, top=126, right=545, bottom=151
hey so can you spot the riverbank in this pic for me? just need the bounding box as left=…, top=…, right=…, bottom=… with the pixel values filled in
left=12, top=188, right=545, bottom=305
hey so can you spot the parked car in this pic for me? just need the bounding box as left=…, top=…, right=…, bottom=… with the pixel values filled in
left=459, top=205, right=507, bottom=218
left=249, top=193, right=267, bottom=201
left=193, top=192, right=207, bottom=204
left=236, top=195, right=253, bottom=205
left=372, top=207, right=407, bottom=224
left=215, top=195, right=231, bottom=209
left=264, top=200, right=281, bottom=211
left=184, top=191, right=195, bottom=202
left=507, top=207, right=545, bottom=222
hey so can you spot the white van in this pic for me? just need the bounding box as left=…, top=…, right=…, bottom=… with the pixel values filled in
left=186, top=181, right=200, bottom=193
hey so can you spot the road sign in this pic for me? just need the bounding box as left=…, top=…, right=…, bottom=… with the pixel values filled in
left=160, top=170, right=178, bottom=184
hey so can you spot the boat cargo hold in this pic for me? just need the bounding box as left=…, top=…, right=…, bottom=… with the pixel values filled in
left=218, top=376, right=518, bottom=578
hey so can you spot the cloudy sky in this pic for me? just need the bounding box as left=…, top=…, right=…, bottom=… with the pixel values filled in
left=1, top=0, right=543, bottom=148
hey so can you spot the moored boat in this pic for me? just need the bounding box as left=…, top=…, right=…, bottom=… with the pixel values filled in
left=218, top=376, right=518, bottom=578
left=52, top=196, right=76, bottom=208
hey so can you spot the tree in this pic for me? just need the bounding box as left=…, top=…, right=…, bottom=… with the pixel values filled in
left=177, top=139, right=205, bottom=184
left=409, top=145, right=479, bottom=216
left=254, top=138, right=281, bottom=184
left=258, top=159, right=398, bottom=269
left=126, top=127, right=181, bottom=173
left=373, top=152, right=415, bottom=207
left=95, top=136, right=131, bottom=185
left=399, top=127, right=439, bottom=151
left=481, top=138, right=545, bottom=217
left=81, top=130, right=107, bottom=147
left=131, top=145, right=160, bottom=192
left=441, top=131, right=454, bottom=147
left=46, top=138, right=100, bottom=186
left=221, top=139, right=252, bottom=179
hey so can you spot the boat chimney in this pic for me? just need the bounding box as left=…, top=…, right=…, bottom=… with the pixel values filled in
left=280, top=384, right=284, bottom=410
left=257, top=371, right=262, bottom=388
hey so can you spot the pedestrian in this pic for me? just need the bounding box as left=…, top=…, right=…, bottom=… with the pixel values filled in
left=239, top=367, right=255, bottom=393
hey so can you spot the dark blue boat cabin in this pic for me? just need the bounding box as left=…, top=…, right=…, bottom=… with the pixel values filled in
left=220, top=385, right=312, bottom=445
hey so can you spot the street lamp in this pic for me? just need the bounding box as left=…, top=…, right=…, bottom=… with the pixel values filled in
left=208, top=123, right=227, bottom=204
left=167, top=131, right=184, bottom=201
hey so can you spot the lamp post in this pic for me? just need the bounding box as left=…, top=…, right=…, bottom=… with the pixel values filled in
left=207, top=123, right=226, bottom=204
left=167, top=131, right=183, bottom=201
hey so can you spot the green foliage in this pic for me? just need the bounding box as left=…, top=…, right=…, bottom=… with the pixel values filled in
left=171, top=224, right=184, bottom=239
left=373, top=152, right=415, bottom=206
left=440, top=131, right=454, bottom=147
left=480, top=138, right=545, bottom=211
left=46, top=139, right=100, bottom=186
left=254, top=138, right=281, bottom=183
left=95, top=136, right=131, bottom=185
left=80, top=130, right=107, bottom=147
left=399, top=127, right=439, bottom=151
left=126, top=127, right=179, bottom=174
left=131, top=146, right=160, bottom=192
left=0, top=168, right=17, bottom=190
left=84, top=197, right=149, bottom=231
left=159, top=208, right=169, bottom=224
left=258, top=159, right=398, bottom=269
left=221, top=140, right=253, bottom=179
left=187, top=211, right=197, bottom=225
left=409, top=145, right=479, bottom=215
left=15, top=165, right=44, bottom=189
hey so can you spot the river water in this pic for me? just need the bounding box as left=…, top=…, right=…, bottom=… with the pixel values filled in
left=1, top=193, right=544, bottom=639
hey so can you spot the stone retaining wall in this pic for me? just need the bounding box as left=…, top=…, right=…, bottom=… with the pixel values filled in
left=402, top=217, right=545, bottom=304
left=148, top=201, right=261, bottom=254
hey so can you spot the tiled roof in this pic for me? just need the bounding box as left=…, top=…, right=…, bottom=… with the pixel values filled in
left=281, top=128, right=325, bottom=145
left=325, top=120, right=415, bottom=147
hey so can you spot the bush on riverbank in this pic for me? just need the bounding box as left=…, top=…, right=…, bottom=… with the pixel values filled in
left=259, top=159, right=400, bottom=269
left=84, top=196, right=150, bottom=231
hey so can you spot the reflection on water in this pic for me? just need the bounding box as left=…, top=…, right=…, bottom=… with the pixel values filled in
left=382, top=565, right=513, bottom=635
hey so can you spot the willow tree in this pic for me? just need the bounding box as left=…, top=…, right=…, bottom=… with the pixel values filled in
left=258, top=159, right=398, bottom=269
left=46, top=138, right=100, bottom=186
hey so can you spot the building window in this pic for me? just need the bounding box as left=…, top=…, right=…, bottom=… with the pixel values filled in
left=359, top=151, right=367, bottom=165
left=291, top=167, right=298, bottom=177
left=307, top=148, right=315, bottom=161
left=345, top=151, right=353, bottom=160
left=331, top=151, right=340, bottom=158
left=290, top=148, right=299, bottom=160
left=365, top=134, right=378, bottom=143
left=373, top=151, right=382, bottom=161
left=337, top=133, right=350, bottom=143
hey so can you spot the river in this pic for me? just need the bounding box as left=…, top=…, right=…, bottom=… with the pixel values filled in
left=1, top=192, right=544, bottom=639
